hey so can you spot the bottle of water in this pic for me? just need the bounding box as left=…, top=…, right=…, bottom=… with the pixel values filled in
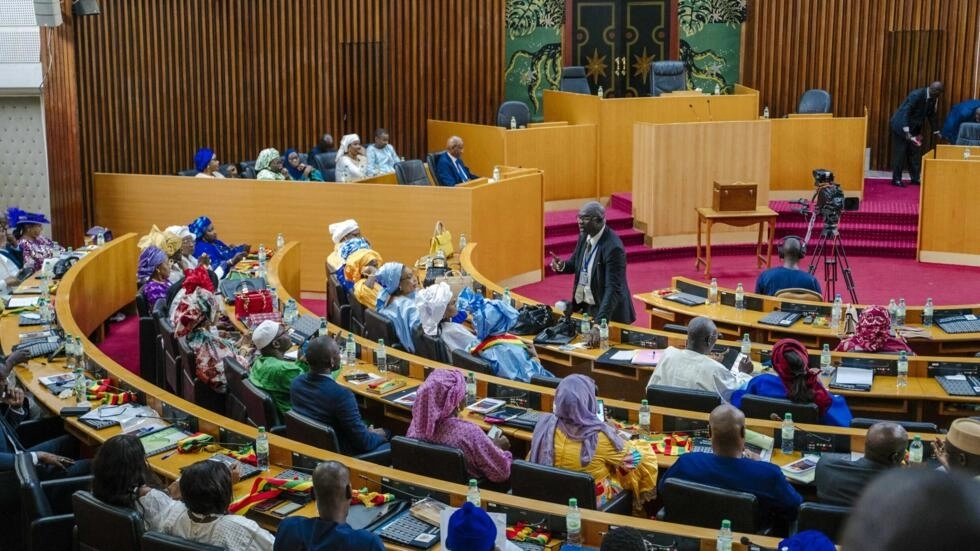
left=597, top=86, right=604, bottom=99
left=466, top=371, right=477, bottom=403
left=741, top=333, right=751, bottom=356
left=318, top=317, right=327, bottom=338
left=565, top=498, right=582, bottom=544
left=598, top=318, right=610, bottom=350
left=781, top=413, right=795, bottom=454
left=820, top=344, right=832, bottom=377
left=964, top=148, right=972, bottom=160
left=96, top=230, right=106, bottom=246
left=714, top=83, right=722, bottom=96
left=269, top=287, right=279, bottom=314
left=708, top=278, right=719, bottom=304
left=75, top=336, right=86, bottom=373
left=510, top=116, right=517, bottom=130
left=376, top=338, right=387, bottom=374
left=763, top=106, right=770, bottom=119
left=255, top=427, right=269, bottom=471
left=896, top=298, right=907, bottom=326
left=923, top=298, right=934, bottom=327
left=257, top=244, right=267, bottom=279
left=502, top=287, right=511, bottom=306
left=909, top=435, right=924, bottom=464
left=65, top=334, right=77, bottom=372
left=467, top=479, right=481, bottom=506
left=345, top=332, right=357, bottom=367
left=734, top=282, right=744, bottom=311
left=492, top=166, right=501, bottom=182
left=638, top=399, right=651, bottom=435
left=276, top=232, right=285, bottom=251
left=897, top=350, right=909, bottom=388
left=887, top=299, right=898, bottom=327
left=459, top=233, right=467, bottom=251
left=717, top=519, right=733, bottom=551
left=831, top=294, right=843, bottom=332
left=580, top=313, right=591, bottom=335
left=283, top=299, right=298, bottom=324
left=37, top=297, right=51, bottom=324
left=73, top=362, right=88, bottom=405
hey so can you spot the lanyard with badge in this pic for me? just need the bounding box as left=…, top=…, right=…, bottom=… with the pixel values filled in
left=578, top=240, right=599, bottom=287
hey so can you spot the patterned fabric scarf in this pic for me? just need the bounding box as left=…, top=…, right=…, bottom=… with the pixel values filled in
left=406, top=369, right=465, bottom=441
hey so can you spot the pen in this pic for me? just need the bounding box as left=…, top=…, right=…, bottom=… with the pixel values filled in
left=160, top=450, right=177, bottom=460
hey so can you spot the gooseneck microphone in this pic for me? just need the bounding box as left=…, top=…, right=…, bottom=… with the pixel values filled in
left=688, top=103, right=702, bottom=121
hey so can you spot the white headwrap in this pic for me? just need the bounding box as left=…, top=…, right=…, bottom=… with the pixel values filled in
left=338, top=133, right=361, bottom=157
left=415, top=282, right=453, bottom=336
left=328, top=219, right=359, bottom=244
left=165, top=225, right=193, bottom=240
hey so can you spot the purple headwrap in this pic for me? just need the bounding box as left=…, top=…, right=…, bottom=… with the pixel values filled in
left=188, top=216, right=212, bottom=241
left=194, top=148, right=215, bottom=173
left=137, top=246, right=168, bottom=284
left=528, top=374, right=623, bottom=467
left=375, top=261, right=405, bottom=309
left=406, top=369, right=466, bottom=441
left=6, top=207, right=50, bottom=226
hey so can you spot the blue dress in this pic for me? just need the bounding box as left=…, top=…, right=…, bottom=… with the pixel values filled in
left=194, top=239, right=248, bottom=277
left=378, top=296, right=421, bottom=353
left=731, top=373, right=853, bottom=427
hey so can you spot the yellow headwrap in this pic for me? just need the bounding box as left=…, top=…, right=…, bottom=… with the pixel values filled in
left=138, top=225, right=182, bottom=257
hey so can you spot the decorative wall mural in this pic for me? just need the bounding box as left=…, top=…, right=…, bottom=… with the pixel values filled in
left=677, top=0, right=747, bottom=92
left=504, top=0, right=565, bottom=119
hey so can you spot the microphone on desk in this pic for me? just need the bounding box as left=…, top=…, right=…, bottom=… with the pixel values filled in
left=273, top=462, right=315, bottom=474
left=357, top=474, right=431, bottom=502
left=769, top=413, right=832, bottom=443
left=46, top=342, right=66, bottom=362
left=740, top=535, right=776, bottom=551
left=688, top=103, right=702, bottom=121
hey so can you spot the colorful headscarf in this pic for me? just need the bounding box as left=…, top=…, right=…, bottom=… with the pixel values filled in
left=771, top=338, right=831, bottom=416
left=529, top=374, right=624, bottom=467
left=343, top=248, right=383, bottom=284
left=138, top=225, right=181, bottom=256
left=194, top=147, right=215, bottom=173
left=6, top=207, right=50, bottom=226
left=406, top=369, right=465, bottom=441
left=137, top=246, right=168, bottom=284
left=255, top=148, right=281, bottom=172
left=416, top=282, right=453, bottom=337
left=339, top=237, right=371, bottom=262
left=182, top=265, right=215, bottom=294
left=457, top=288, right=518, bottom=341
left=835, top=305, right=895, bottom=353
left=375, top=262, right=405, bottom=309
left=188, top=216, right=212, bottom=240
left=338, top=134, right=361, bottom=157
left=282, top=148, right=307, bottom=180
left=173, top=270, right=219, bottom=338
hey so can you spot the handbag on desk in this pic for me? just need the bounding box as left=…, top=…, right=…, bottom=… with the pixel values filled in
left=435, top=270, right=473, bottom=296
left=510, top=304, right=555, bottom=335
left=428, top=221, right=454, bottom=259
left=533, top=316, right=577, bottom=345
left=234, top=289, right=274, bottom=321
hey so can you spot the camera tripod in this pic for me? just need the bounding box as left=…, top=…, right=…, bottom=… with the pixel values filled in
left=806, top=226, right=858, bottom=303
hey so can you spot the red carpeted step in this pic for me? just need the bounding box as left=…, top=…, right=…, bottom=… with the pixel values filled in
left=545, top=207, right=634, bottom=238
left=610, top=192, right=633, bottom=212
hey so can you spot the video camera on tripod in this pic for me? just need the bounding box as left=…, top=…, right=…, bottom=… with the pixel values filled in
left=790, top=169, right=851, bottom=237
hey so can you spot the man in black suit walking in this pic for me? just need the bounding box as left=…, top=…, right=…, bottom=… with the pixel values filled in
left=550, top=201, right=635, bottom=324
left=889, top=81, right=944, bottom=187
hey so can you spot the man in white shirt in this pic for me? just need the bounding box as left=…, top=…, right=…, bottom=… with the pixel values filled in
left=646, top=316, right=753, bottom=401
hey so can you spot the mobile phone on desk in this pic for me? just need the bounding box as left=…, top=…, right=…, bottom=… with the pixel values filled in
left=487, top=425, right=503, bottom=439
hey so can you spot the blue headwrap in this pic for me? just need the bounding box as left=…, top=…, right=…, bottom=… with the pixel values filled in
left=339, top=237, right=371, bottom=262
left=446, top=502, right=496, bottom=551
left=456, top=287, right=519, bottom=340
left=375, top=262, right=405, bottom=309
left=6, top=207, right=50, bottom=227
left=194, top=148, right=214, bottom=173
left=777, top=530, right=836, bottom=551
left=137, top=246, right=168, bottom=284
left=188, top=216, right=212, bottom=241
left=282, top=148, right=306, bottom=180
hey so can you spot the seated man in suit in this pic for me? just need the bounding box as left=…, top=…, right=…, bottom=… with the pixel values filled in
left=814, top=421, right=907, bottom=506
left=935, top=417, right=980, bottom=478
left=289, top=336, right=389, bottom=456
left=248, top=321, right=308, bottom=415
left=754, top=236, right=821, bottom=296
left=940, top=99, right=980, bottom=142
left=434, top=136, right=477, bottom=186
left=658, top=404, right=802, bottom=530
left=646, top=317, right=753, bottom=402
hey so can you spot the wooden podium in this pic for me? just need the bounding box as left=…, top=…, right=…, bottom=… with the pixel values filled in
left=919, top=145, right=980, bottom=266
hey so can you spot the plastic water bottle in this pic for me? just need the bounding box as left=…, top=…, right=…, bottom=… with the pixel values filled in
left=638, top=399, right=651, bottom=435
left=65, top=334, right=77, bottom=372
left=283, top=299, right=298, bottom=324
left=820, top=344, right=833, bottom=377
left=708, top=278, right=719, bottom=304
left=598, top=318, right=610, bottom=350
left=717, top=519, right=733, bottom=551
left=781, top=413, right=795, bottom=454
left=580, top=313, right=591, bottom=335
left=510, top=116, right=517, bottom=130
left=257, top=244, right=267, bottom=278
left=269, top=287, right=279, bottom=313
left=376, top=339, right=387, bottom=374
left=909, top=435, right=924, bottom=464
left=887, top=299, right=898, bottom=327
left=965, top=148, right=972, bottom=160
left=714, top=83, right=722, bottom=96
left=318, top=317, right=327, bottom=338
left=923, top=298, right=934, bottom=327
left=37, top=297, right=51, bottom=323
left=897, top=350, right=909, bottom=388
left=459, top=233, right=467, bottom=251
left=276, top=232, right=285, bottom=251
left=502, top=287, right=511, bottom=306
left=896, top=298, right=907, bottom=326
left=73, top=363, right=88, bottom=405
left=467, top=479, right=481, bottom=506
left=734, top=282, right=744, bottom=311
left=741, top=333, right=751, bottom=356
left=345, top=332, right=357, bottom=367
left=96, top=230, right=105, bottom=246
left=492, top=166, right=501, bottom=182
left=831, top=294, right=843, bottom=332
left=566, top=498, right=582, bottom=544
left=465, top=371, right=477, bottom=403
left=75, top=337, right=86, bottom=373
left=763, top=106, right=770, bottom=119
left=255, top=427, right=269, bottom=471
left=597, top=86, right=604, bottom=99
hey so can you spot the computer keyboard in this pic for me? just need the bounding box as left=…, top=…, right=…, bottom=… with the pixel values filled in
left=289, top=315, right=322, bottom=345
left=504, top=411, right=547, bottom=431
left=691, top=437, right=712, bottom=453
left=664, top=292, right=707, bottom=306
left=511, top=541, right=544, bottom=551
left=759, top=310, right=803, bottom=327
left=936, top=375, right=980, bottom=397
left=274, top=469, right=312, bottom=481
left=378, top=513, right=439, bottom=549
left=936, top=315, right=980, bottom=334
left=208, top=454, right=264, bottom=480
left=12, top=338, right=63, bottom=359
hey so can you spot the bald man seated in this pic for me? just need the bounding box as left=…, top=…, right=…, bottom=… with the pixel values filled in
left=658, top=404, right=802, bottom=529
left=646, top=317, right=753, bottom=401
left=273, top=461, right=385, bottom=551
left=434, top=136, right=478, bottom=186
left=814, top=421, right=908, bottom=506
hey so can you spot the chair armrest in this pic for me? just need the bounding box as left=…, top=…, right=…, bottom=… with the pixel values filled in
left=269, top=424, right=286, bottom=437
left=355, top=447, right=391, bottom=466
left=600, top=490, right=633, bottom=516
left=30, top=514, right=76, bottom=551
left=41, top=475, right=94, bottom=512
left=17, top=416, right=67, bottom=448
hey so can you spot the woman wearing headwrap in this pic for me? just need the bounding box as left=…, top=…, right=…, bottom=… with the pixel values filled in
left=336, top=134, right=367, bottom=182
left=255, top=148, right=288, bottom=181
left=325, top=219, right=365, bottom=273
left=345, top=248, right=383, bottom=308
left=188, top=216, right=249, bottom=279
left=283, top=148, right=324, bottom=182
left=193, top=148, right=224, bottom=178
left=835, top=305, right=914, bottom=354
left=732, top=339, right=852, bottom=427
left=137, top=246, right=172, bottom=306
left=170, top=266, right=252, bottom=392
left=374, top=262, right=421, bottom=353
left=416, top=282, right=478, bottom=354
left=8, top=207, right=61, bottom=271
left=529, top=374, right=658, bottom=511
left=164, top=225, right=197, bottom=282
left=406, top=369, right=512, bottom=483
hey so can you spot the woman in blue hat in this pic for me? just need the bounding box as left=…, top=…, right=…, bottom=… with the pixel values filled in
left=8, top=207, right=59, bottom=271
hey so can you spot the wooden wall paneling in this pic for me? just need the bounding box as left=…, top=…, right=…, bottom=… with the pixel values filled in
left=919, top=158, right=980, bottom=261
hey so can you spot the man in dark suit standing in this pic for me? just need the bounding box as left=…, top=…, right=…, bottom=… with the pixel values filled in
left=889, top=81, right=944, bottom=187
left=434, top=136, right=478, bottom=186
left=550, top=201, right=635, bottom=324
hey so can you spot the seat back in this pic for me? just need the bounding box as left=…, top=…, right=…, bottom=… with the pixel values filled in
left=223, top=356, right=249, bottom=424
left=661, top=478, right=759, bottom=532
left=411, top=325, right=449, bottom=364
left=647, top=384, right=721, bottom=431
left=796, top=502, right=849, bottom=543
left=72, top=490, right=143, bottom=551
left=241, top=378, right=281, bottom=429
left=155, top=312, right=182, bottom=396
left=363, top=309, right=401, bottom=349
left=347, top=295, right=367, bottom=336
left=16, top=451, right=53, bottom=519
left=740, top=394, right=820, bottom=424
left=391, top=436, right=469, bottom=484
left=136, top=291, right=162, bottom=388
left=142, top=531, right=224, bottom=551
left=530, top=374, right=562, bottom=388
left=177, top=337, right=226, bottom=413
left=450, top=348, right=493, bottom=375
left=797, top=88, right=832, bottom=114
left=849, top=417, right=939, bottom=433
left=560, top=66, right=591, bottom=94
left=774, top=288, right=824, bottom=302
left=496, top=101, right=531, bottom=128
left=426, top=151, right=447, bottom=185
left=394, top=159, right=431, bottom=185
left=312, top=151, right=338, bottom=181
left=238, top=160, right=257, bottom=179
left=327, top=274, right=351, bottom=331
left=176, top=169, right=198, bottom=177
left=283, top=409, right=341, bottom=452
left=649, top=60, right=687, bottom=96
left=956, top=122, right=980, bottom=146
left=662, top=323, right=689, bottom=334
left=509, top=460, right=598, bottom=510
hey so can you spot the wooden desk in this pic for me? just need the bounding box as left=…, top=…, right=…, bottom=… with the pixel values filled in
left=695, top=207, right=777, bottom=277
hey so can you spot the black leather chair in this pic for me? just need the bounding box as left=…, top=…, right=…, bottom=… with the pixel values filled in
left=363, top=309, right=402, bottom=350
left=740, top=395, right=819, bottom=424
left=660, top=478, right=760, bottom=533
left=795, top=502, right=849, bottom=543
left=394, top=159, right=431, bottom=185
left=426, top=151, right=445, bottom=185
left=16, top=453, right=92, bottom=551
left=284, top=409, right=390, bottom=465
left=646, top=384, right=721, bottom=432
left=312, top=151, right=337, bottom=181
left=223, top=356, right=249, bottom=424
left=347, top=295, right=366, bottom=337
left=327, top=273, right=351, bottom=331
left=662, top=323, right=689, bottom=334
left=238, top=160, right=257, bottom=179
left=391, top=436, right=471, bottom=485
left=72, top=490, right=144, bottom=551
left=176, top=337, right=226, bottom=414
left=142, top=531, right=223, bottom=551
left=496, top=101, right=531, bottom=128
left=154, top=310, right=182, bottom=396
left=560, top=66, right=591, bottom=94
left=797, top=88, right=832, bottom=114
left=241, top=378, right=285, bottom=434
left=649, top=60, right=687, bottom=96
left=509, top=460, right=631, bottom=516
left=530, top=374, right=562, bottom=388
left=849, top=418, right=939, bottom=433
left=411, top=325, right=449, bottom=364
left=135, top=291, right=163, bottom=388
left=176, top=169, right=198, bottom=177
left=450, top=348, right=493, bottom=375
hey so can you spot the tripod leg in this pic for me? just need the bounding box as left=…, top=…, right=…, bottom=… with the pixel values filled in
left=834, top=235, right=859, bottom=303
left=807, top=235, right=828, bottom=277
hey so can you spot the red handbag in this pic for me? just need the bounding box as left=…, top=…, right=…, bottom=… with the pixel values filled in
left=235, top=289, right=274, bottom=321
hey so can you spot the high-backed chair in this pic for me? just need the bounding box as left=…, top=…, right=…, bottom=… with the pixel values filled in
left=135, top=291, right=162, bottom=388
left=955, top=122, right=980, bottom=146
left=238, top=160, right=257, bottom=179
left=496, top=101, right=531, bottom=128
left=509, top=460, right=631, bottom=516
left=646, top=384, right=721, bottom=432
left=16, top=453, right=92, bottom=551
left=560, top=66, right=591, bottom=94
left=662, top=323, right=689, bottom=334
left=740, top=395, right=820, bottom=424
left=363, top=309, right=402, bottom=350
left=347, top=295, right=366, bottom=337
left=660, top=478, right=760, bottom=533
left=795, top=502, right=850, bottom=543
left=154, top=310, right=182, bottom=396
left=394, top=159, right=431, bottom=185
left=450, top=348, right=493, bottom=375
left=284, top=410, right=390, bottom=465
left=241, top=378, right=285, bottom=434
left=849, top=418, right=939, bottom=433
left=176, top=169, right=198, bottom=177
left=411, top=325, right=449, bottom=364
left=774, top=288, right=824, bottom=302
left=72, top=490, right=144, bottom=551
left=391, top=436, right=469, bottom=485
left=312, top=151, right=337, bottom=181
left=176, top=337, right=226, bottom=414
left=649, top=61, right=687, bottom=96
left=327, top=273, right=351, bottom=331
left=797, top=89, right=832, bottom=114
left=142, top=531, right=223, bottom=551
left=223, top=356, right=249, bottom=424
left=529, top=374, right=562, bottom=388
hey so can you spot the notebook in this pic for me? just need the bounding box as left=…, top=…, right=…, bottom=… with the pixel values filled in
left=139, top=426, right=192, bottom=456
